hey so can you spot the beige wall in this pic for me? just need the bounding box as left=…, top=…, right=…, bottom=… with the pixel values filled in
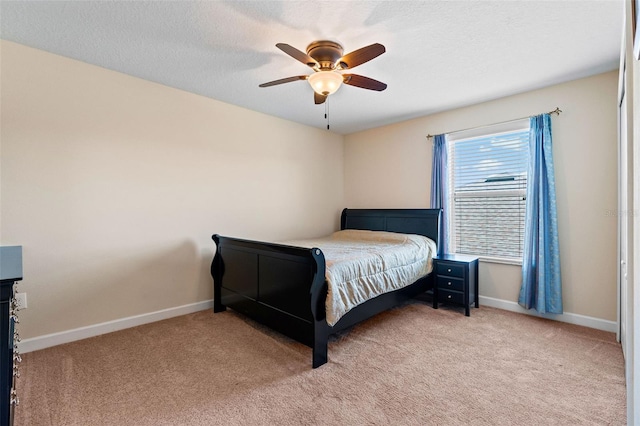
left=0, top=41, right=344, bottom=339
left=345, top=71, right=619, bottom=321
left=0, top=38, right=620, bottom=341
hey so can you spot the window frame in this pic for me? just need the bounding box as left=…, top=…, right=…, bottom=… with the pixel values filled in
left=446, top=119, right=530, bottom=265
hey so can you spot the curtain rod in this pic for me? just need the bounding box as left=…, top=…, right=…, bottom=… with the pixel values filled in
left=425, top=107, right=562, bottom=140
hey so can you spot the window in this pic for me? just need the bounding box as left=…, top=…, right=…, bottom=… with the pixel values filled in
left=447, top=120, right=530, bottom=262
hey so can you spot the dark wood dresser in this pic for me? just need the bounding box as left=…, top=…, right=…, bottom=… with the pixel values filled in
left=1, top=246, right=22, bottom=426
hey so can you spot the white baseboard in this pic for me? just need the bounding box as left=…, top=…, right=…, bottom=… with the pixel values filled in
left=479, top=296, right=618, bottom=333
left=17, top=299, right=214, bottom=353
left=17, top=296, right=617, bottom=353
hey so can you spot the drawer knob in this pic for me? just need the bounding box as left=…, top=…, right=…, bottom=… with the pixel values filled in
left=447, top=281, right=452, bottom=286
left=447, top=295, right=452, bottom=299
left=447, top=268, right=452, bottom=272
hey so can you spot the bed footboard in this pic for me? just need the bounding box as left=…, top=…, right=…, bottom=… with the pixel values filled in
left=211, top=235, right=328, bottom=365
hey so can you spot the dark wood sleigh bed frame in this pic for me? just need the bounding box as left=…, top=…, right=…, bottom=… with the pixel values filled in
left=211, top=208, right=441, bottom=368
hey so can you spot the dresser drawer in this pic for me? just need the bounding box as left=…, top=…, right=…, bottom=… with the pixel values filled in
left=438, top=289, right=464, bottom=304
left=435, top=261, right=465, bottom=278
left=436, top=276, right=464, bottom=292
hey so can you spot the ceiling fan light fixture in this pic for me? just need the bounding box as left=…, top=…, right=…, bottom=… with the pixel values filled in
left=308, top=71, right=343, bottom=95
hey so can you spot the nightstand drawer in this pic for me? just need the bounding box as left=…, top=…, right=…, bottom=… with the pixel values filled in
left=438, top=289, right=464, bottom=304
left=435, top=261, right=464, bottom=278
left=436, top=276, right=464, bottom=292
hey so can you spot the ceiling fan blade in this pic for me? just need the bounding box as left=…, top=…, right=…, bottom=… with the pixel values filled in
left=342, top=74, right=387, bottom=91
left=259, top=75, right=308, bottom=87
left=314, top=92, right=327, bottom=105
left=276, top=43, right=319, bottom=68
left=337, top=43, right=385, bottom=70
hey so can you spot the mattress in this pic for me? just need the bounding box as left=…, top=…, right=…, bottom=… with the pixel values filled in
left=283, top=229, right=437, bottom=326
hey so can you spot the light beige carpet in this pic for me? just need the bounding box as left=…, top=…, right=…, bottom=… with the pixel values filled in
left=14, top=301, right=626, bottom=425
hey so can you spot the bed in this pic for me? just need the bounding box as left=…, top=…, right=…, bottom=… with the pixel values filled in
left=210, top=208, right=441, bottom=368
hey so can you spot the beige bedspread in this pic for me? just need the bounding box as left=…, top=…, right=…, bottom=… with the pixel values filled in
left=283, top=230, right=437, bottom=326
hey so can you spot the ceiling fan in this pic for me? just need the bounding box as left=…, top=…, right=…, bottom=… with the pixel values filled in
left=259, top=40, right=387, bottom=105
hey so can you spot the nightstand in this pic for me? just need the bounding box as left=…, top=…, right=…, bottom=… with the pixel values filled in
left=432, top=254, right=479, bottom=316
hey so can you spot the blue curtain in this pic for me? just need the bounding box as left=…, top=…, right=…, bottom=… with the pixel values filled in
left=430, top=134, right=449, bottom=255
left=518, top=114, right=562, bottom=313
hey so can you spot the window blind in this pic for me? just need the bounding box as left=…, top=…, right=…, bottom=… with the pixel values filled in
left=447, top=125, right=530, bottom=260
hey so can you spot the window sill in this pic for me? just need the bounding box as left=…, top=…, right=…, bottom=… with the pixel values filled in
left=477, top=256, right=522, bottom=266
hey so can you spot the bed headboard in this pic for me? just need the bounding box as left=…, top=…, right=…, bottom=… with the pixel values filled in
left=340, top=208, right=442, bottom=254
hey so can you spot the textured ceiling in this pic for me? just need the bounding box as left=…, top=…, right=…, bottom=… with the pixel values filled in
left=0, top=1, right=623, bottom=135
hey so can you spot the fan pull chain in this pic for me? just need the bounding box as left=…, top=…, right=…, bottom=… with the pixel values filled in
left=325, top=97, right=330, bottom=130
